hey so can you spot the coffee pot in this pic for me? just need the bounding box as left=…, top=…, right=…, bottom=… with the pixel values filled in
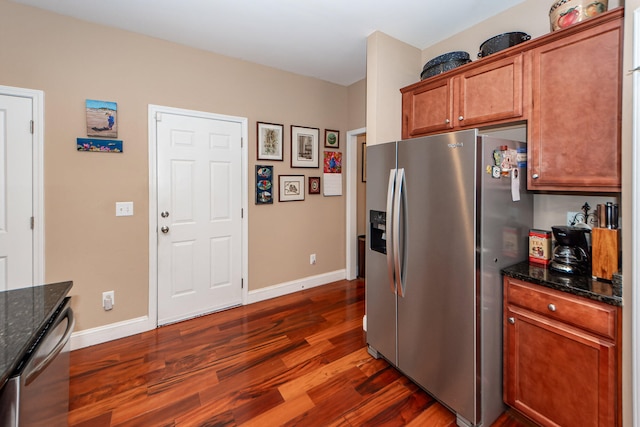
left=549, top=225, right=591, bottom=275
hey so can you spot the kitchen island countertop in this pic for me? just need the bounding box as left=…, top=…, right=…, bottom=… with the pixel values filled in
left=502, top=262, right=621, bottom=307
left=0, top=281, right=73, bottom=390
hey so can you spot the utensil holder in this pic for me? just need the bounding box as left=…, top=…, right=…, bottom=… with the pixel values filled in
left=591, top=228, right=619, bottom=281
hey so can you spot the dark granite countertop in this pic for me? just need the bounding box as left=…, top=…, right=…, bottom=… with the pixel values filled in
left=0, top=281, right=72, bottom=389
left=502, top=262, right=622, bottom=307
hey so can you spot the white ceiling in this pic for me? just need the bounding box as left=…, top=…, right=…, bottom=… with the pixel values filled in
left=11, top=0, right=525, bottom=86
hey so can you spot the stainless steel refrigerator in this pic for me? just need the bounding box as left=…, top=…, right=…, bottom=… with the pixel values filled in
left=365, top=129, right=533, bottom=427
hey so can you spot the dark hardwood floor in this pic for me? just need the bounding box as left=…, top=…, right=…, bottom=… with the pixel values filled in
left=69, top=279, right=531, bottom=426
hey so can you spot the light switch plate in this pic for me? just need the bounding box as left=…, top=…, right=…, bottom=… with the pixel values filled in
left=116, top=201, right=134, bottom=216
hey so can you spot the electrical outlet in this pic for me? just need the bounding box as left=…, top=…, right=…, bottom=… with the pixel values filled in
left=310, top=254, right=316, bottom=265
left=567, top=211, right=579, bottom=225
left=102, top=290, right=115, bottom=311
left=116, top=201, right=134, bottom=217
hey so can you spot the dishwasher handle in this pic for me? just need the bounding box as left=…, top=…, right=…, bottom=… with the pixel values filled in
left=24, top=302, right=75, bottom=386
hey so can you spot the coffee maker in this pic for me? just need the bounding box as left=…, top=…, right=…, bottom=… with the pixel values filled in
left=549, top=225, right=591, bottom=275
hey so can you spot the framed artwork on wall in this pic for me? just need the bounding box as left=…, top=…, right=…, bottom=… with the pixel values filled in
left=291, top=125, right=319, bottom=168
left=279, top=175, right=305, bottom=201
left=324, top=129, right=339, bottom=149
left=257, top=122, right=284, bottom=161
left=255, top=165, right=274, bottom=204
left=308, top=176, right=321, bottom=194
left=77, top=138, right=123, bottom=153
left=86, top=99, right=117, bottom=138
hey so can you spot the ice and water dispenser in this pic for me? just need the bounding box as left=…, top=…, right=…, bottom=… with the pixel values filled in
left=370, top=210, right=386, bottom=254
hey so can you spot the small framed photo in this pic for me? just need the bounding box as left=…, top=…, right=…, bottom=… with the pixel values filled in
left=257, top=122, right=284, bottom=161
left=309, top=176, right=321, bottom=195
left=279, top=175, right=305, bottom=202
left=86, top=99, right=117, bottom=138
left=255, top=165, right=274, bottom=205
left=325, top=129, right=339, bottom=149
left=291, top=125, right=319, bottom=168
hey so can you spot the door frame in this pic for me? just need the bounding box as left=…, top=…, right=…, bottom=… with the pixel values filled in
left=0, top=85, right=45, bottom=286
left=345, top=127, right=366, bottom=280
left=148, top=104, right=248, bottom=327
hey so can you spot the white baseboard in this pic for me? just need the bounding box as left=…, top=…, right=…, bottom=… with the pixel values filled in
left=70, top=269, right=346, bottom=350
left=246, top=270, right=346, bottom=304
left=70, top=316, right=154, bottom=351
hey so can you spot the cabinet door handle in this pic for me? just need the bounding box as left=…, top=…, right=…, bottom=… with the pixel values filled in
left=548, top=303, right=556, bottom=312
left=458, top=115, right=464, bottom=121
left=532, top=173, right=539, bottom=179
left=445, top=119, right=450, bottom=124
left=508, top=317, right=515, bottom=324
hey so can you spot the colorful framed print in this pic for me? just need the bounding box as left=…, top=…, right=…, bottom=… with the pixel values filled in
left=325, top=129, right=339, bottom=149
left=255, top=165, right=274, bottom=204
left=257, top=122, right=283, bottom=161
left=309, top=176, right=321, bottom=195
left=291, top=125, right=319, bottom=168
left=323, top=151, right=342, bottom=173
left=86, top=99, right=117, bottom=138
left=279, top=175, right=305, bottom=202
left=77, top=138, right=123, bottom=153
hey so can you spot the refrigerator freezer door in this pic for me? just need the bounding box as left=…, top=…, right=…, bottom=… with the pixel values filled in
left=396, top=130, right=478, bottom=423
left=365, top=141, right=398, bottom=364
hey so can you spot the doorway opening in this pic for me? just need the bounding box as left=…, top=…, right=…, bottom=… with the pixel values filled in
left=346, top=127, right=366, bottom=280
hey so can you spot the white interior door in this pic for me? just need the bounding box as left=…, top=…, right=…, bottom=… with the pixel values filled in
left=0, top=94, right=34, bottom=291
left=156, top=111, right=243, bottom=325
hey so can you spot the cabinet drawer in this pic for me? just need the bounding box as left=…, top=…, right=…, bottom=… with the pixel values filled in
left=505, top=277, right=617, bottom=340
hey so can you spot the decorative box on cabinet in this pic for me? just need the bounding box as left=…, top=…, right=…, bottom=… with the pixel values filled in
left=527, top=11, right=622, bottom=192
left=401, top=54, right=526, bottom=139
left=503, top=276, right=620, bottom=427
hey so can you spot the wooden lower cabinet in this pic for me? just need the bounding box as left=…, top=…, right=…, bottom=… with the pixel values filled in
left=503, top=277, right=620, bottom=426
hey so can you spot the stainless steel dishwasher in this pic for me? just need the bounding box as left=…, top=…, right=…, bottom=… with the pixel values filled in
left=0, top=297, right=75, bottom=426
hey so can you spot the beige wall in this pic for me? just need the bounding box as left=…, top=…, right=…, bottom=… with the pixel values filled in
left=0, top=0, right=366, bottom=332
left=366, top=31, right=420, bottom=145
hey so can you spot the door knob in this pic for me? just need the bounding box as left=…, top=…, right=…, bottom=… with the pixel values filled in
left=532, top=173, right=539, bottom=179
left=548, top=303, right=556, bottom=312
left=161, top=211, right=170, bottom=218
left=161, top=226, right=169, bottom=234
left=458, top=115, right=464, bottom=121
left=508, top=317, right=515, bottom=324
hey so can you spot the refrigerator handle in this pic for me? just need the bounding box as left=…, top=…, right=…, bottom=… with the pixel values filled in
left=386, top=169, right=396, bottom=294
left=394, top=168, right=408, bottom=297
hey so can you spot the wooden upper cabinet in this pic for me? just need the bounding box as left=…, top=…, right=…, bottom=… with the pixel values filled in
left=401, top=54, right=525, bottom=138
left=457, top=54, right=525, bottom=127
left=401, top=8, right=623, bottom=192
left=528, top=14, right=622, bottom=191
left=402, top=77, right=454, bottom=136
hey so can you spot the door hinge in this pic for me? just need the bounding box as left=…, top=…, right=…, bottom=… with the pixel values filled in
left=30, top=120, right=34, bottom=134
left=241, top=208, right=244, bottom=218
left=241, top=137, right=244, bottom=148
left=241, top=278, right=244, bottom=289
left=155, top=112, right=162, bottom=122
left=30, top=217, right=34, bottom=230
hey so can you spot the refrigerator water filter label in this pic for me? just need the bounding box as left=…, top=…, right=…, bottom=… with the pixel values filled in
left=511, top=168, right=520, bottom=201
